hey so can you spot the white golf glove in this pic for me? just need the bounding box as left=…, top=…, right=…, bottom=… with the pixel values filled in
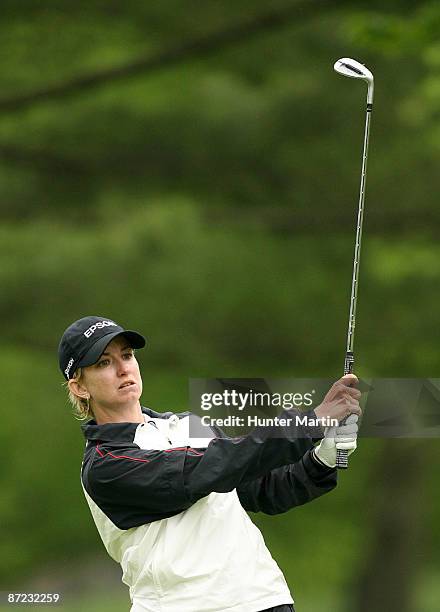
left=313, top=414, right=359, bottom=468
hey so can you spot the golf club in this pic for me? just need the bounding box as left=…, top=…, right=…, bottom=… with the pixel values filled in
left=333, top=57, right=374, bottom=469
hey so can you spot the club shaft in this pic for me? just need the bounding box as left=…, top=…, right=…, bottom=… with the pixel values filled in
left=337, top=100, right=373, bottom=470
left=346, top=103, right=372, bottom=355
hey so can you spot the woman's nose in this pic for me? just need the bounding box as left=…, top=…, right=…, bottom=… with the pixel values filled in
left=117, top=359, right=129, bottom=375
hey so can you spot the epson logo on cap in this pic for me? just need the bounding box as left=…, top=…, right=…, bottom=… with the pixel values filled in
left=83, top=320, right=117, bottom=338
left=64, top=357, right=75, bottom=378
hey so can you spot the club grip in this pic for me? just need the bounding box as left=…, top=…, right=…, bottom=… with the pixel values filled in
left=336, top=447, right=349, bottom=469
left=337, top=351, right=355, bottom=469
left=344, top=351, right=354, bottom=375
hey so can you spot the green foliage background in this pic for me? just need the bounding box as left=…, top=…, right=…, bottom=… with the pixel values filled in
left=1, top=2, right=440, bottom=611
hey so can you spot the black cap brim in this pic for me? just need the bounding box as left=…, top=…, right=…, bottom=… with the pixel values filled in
left=78, top=330, right=146, bottom=368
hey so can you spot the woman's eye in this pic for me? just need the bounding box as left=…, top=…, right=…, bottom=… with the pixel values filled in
left=97, top=359, right=110, bottom=367
left=123, top=352, right=133, bottom=360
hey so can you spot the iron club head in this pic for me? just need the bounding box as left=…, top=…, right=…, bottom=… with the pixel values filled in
left=334, top=57, right=374, bottom=104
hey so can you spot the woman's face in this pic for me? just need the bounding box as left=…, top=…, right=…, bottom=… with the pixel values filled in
left=80, top=335, right=143, bottom=412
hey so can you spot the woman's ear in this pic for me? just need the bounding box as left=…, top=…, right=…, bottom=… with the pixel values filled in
left=68, top=378, right=89, bottom=401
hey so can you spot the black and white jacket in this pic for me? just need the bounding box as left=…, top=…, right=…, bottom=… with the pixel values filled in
left=81, top=407, right=337, bottom=612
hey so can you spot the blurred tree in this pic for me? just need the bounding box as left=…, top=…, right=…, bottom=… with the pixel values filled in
left=352, top=441, right=429, bottom=612
left=0, top=3, right=439, bottom=611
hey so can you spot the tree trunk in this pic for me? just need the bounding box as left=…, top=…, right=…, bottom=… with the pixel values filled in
left=353, top=439, right=429, bottom=612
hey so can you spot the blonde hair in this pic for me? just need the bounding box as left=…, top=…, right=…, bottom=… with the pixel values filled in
left=65, top=368, right=95, bottom=421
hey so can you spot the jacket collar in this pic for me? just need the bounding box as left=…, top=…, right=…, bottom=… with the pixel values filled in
left=81, top=406, right=172, bottom=443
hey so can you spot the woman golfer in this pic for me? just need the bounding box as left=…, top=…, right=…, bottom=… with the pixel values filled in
left=59, top=315, right=360, bottom=612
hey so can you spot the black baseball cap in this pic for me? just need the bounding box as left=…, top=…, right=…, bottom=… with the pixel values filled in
left=58, top=315, right=146, bottom=380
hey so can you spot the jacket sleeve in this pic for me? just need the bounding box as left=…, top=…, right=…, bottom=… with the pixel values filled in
left=236, top=449, right=337, bottom=515
left=82, top=415, right=321, bottom=529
